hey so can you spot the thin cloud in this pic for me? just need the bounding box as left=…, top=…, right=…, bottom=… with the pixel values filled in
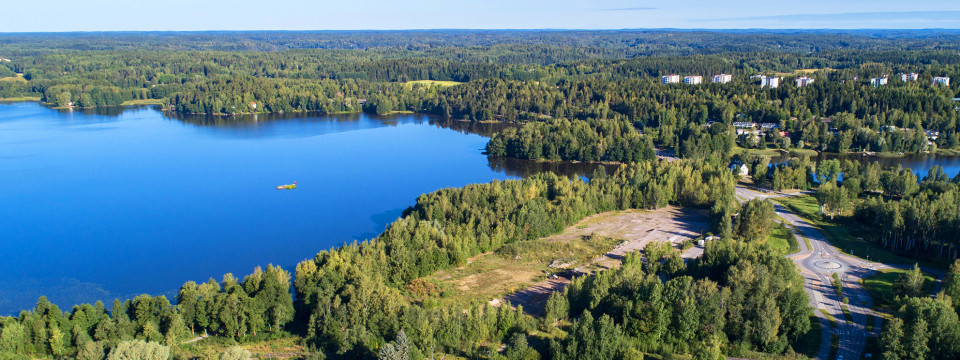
left=599, top=7, right=658, bottom=12
left=711, top=11, right=960, bottom=22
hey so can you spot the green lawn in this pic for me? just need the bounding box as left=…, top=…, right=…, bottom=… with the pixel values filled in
left=0, top=96, right=41, bottom=102
left=862, top=268, right=937, bottom=310
left=766, top=223, right=799, bottom=255
left=403, top=80, right=464, bottom=88
left=120, top=98, right=165, bottom=106
left=774, top=195, right=945, bottom=269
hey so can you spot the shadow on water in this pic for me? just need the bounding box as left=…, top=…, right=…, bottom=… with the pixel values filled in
left=487, top=156, right=620, bottom=178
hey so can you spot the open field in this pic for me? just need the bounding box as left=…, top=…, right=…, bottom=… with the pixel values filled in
left=0, top=96, right=41, bottom=102
left=177, top=336, right=306, bottom=360
left=404, top=80, right=464, bottom=88
left=423, top=206, right=709, bottom=313
left=734, top=146, right=820, bottom=159
left=0, top=74, right=27, bottom=83
left=774, top=68, right=836, bottom=77
left=120, top=98, right=165, bottom=106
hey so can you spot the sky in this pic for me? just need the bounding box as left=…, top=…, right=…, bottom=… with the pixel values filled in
left=3, top=0, right=960, bottom=32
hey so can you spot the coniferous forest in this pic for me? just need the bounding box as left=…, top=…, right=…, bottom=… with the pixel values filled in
left=2, top=30, right=960, bottom=360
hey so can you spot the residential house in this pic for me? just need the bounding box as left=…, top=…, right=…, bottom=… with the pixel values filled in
left=729, top=162, right=749, bottom=176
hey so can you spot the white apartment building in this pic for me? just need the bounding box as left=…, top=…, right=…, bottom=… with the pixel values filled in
left=712, top=74, right=732, bottom=84
left=795, top=76, right=815, bottom=87
left=760, top=76, right=780, bottom=88
left=933, top=77, right=951, bottom=87
left=662, top=75, right=680, bottom=84
left=902, top=73, right=919, bottom=82
left=870, top=77, right=888, bottom=87
left=684, top=75, right=702, bottom=85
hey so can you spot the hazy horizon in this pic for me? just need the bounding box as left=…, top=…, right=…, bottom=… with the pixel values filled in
left=4, top=0, right=959, bottom=32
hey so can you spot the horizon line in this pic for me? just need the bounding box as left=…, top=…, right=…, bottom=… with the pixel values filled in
left=3, top=28, right=960, bottom=34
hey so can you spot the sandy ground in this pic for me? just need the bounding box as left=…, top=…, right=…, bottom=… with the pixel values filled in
left=503, top=206, right=710, bottom=314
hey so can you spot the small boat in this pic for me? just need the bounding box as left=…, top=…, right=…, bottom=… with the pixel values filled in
left=276, top=181, right=298, bottom=190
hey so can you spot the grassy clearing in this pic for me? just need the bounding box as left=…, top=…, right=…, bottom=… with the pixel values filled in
left=120, top=98, right=165, bottom=106
left=766, top=222, right=799, bottom=255
left=421, top=217, right=622, bottom=307
left=774, top=68, right=836, bottom=77
left=862, top=268, right=937, bottom=310
left=0, top=74, right=27, bottom=83
left=773, top=195, right=943, bottom=269
left=177, top=335, right=305, bottom=360
left=404, top=80, right=464, bottom=89
left=734, top=146, right=781, bottom=157
left=0, top=96, right=41, bottom=102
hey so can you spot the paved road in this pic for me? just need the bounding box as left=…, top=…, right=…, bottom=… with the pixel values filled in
left=735, top=186, right=882, bottom=360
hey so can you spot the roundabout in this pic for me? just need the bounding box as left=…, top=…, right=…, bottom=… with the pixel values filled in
left=814, top=260, right=843, bottom=270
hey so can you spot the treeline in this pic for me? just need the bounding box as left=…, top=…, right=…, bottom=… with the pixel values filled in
left=854, top=165, right=960, bottom=258
left=3, top=39, right=960, bottom=158
left=4, top=30, right=960, bottom=55
left=0, top=265, right=293, bottom=359
left=485, top=118, right=655, bottom=163
left=294, top=160, right=737, bottom=357
left=879, top=261, right=960, bottom=360
left=544, top=237, right=810, bottom=358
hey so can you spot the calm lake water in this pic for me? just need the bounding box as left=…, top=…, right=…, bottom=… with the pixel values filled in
left=0, top=102, right=608, bottom=314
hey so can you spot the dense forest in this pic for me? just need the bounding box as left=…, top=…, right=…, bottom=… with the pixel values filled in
left=3, top=30, right=960, bottom=360
left=2, top=31, right=959, bottom=160
left=879, top=261, right=960, bottom=359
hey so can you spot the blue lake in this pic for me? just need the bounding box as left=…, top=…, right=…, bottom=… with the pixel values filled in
left=0, top=102, right=606, bottom=314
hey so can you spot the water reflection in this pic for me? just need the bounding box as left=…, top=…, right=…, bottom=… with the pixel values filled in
left=768, top=152, right=960, bottom=178
left=487, top=156, right=620, bottom=178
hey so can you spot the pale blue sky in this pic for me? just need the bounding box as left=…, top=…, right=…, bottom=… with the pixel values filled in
left=4, top=0, right=960, bottom=32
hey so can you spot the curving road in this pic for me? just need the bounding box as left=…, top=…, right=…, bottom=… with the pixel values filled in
left=735, top=186, right=884, bottom=360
